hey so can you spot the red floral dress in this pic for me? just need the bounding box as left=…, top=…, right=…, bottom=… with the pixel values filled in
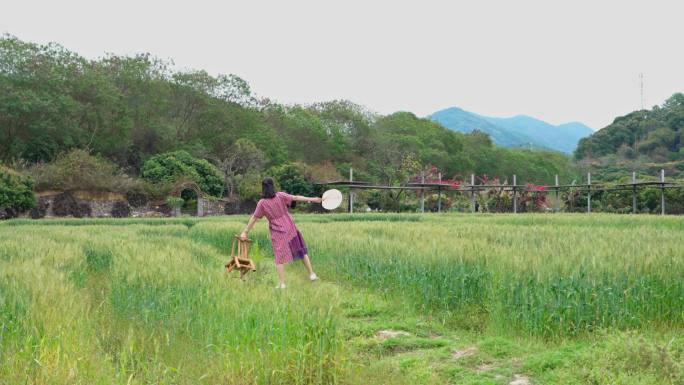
left=253, top=192, right=308, bottom=265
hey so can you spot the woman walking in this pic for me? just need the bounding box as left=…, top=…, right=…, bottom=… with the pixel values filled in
left=240, top=177, right=321, bottom=289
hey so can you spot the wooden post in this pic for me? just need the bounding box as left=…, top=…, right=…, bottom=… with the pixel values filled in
left=471, top=174, right=476, bottom=213
left=554, top=174, right=560, bottom=213
left=437, top=172, right=442, bottom=213
left=587, top=172, right=591, bottom=213
left=349, top=168, right=353, bottom=214
left=420, top=171, right=425, bottom=213
left=513, top=174, right=517, bottom=214
left=632, top=171, right=637, bottom=214
left=660, top=169, right=665, bottom=215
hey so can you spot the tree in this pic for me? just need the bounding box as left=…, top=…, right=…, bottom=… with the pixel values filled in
left=262, top=104, right=332, bottom=164
left=234, top=171, right=263, bottom=203
left=213, top=138, right=266, bottom=198
left=0, top=34, right=588, bottom=207
left=270, top=163, right=313, bottom=197
left=141, top=150, right=224, bottom=197
left=0, top=166, right=35, bottom=219
left=172, top=70, right=256, bottom=107
left=0, top=35, right=88, bottom=163
left=575, top=93, right=684, bottom=162
left=310, top=100, right=376, bottom=158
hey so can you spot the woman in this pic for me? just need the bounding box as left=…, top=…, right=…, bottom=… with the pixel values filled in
left=240, top=177, right=321, bottom=289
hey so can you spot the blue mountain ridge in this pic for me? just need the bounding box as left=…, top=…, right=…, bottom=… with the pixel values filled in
left=428, top=107, right=593, bottom=153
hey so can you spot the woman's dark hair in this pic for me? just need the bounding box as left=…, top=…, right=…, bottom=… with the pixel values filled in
left=262, top=177, right=277, bottom=199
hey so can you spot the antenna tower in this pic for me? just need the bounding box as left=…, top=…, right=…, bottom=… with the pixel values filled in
left=639, top=73, right=644, bottom=110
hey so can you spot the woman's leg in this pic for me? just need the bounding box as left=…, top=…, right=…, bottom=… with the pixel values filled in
left=301, top=254, right=316, bottom=278
left=276, top=263, right=286, bottom=286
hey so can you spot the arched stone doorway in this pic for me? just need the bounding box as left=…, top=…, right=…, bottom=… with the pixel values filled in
left=172, top=182, right=203, bottom=216
left=169, top=182, right=227, bottom=217
left=180, top=188, right=198, bottom=215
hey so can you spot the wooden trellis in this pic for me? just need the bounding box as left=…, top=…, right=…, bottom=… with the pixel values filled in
left=317, top=168, right=683, bottom=215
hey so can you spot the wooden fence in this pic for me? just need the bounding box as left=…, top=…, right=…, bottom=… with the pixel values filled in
left=318, top=169, right=682, bottom=215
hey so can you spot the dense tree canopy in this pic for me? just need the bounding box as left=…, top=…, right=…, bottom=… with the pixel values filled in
left=1, top=34, right=580, bottom=208
left=576, top=93, right=684, bottom=162
left=141, top=151, right=224, bottom=197
left=271, top=163, right=314, bottom=198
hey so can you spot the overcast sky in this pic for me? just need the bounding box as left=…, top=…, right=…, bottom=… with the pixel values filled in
left=2, top=0, right=683, bottom=129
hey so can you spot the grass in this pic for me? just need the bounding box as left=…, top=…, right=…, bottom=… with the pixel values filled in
left=298, top=214, right=683, bottom=336
left=0, top=214, right=682, bottom=384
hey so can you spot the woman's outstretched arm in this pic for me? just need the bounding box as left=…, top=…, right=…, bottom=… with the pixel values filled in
left=292, top=195, right=322, bottom=203
left=240, top=215, right=258, bottom=240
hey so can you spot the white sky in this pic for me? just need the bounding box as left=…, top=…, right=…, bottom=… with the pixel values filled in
left=2, top=0, right=683, bottom=129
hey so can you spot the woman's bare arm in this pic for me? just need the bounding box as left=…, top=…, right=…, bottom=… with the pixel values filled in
left=240, top=215, right=258, bottom=240
left=292, top=195, right=322, bottom=203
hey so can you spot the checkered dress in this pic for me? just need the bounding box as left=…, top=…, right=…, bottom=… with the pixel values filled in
left=253, top=192, right=308, bottom=265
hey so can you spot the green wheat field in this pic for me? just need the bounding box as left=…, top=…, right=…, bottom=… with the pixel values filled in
left=1, top=214, right=682, bottom=384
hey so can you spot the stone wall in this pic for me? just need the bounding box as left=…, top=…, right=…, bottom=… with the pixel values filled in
left=28, top=190, right=233, bottom=218
left=198, top=197, right=229, bottom=216
left=31, top=191, right=128, bottom=218
left=31, top=191, right=149, bottom=218
left=223, top=199, right=257, bottom=215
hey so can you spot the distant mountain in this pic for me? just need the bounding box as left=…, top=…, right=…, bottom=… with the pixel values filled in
left=429, top=107, right=593, bottom=153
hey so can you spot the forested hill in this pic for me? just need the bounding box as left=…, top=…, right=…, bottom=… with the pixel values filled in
left=429, top=107, right=593, bottom=154
left=0, top=35, right=577, bottom=194
left=575, top=94, right=684, bottom=162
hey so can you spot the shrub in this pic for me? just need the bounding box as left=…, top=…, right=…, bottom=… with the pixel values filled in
left=367, top=190, right=416, bottom=212
left=0, top=166, right=35, bottom=219
left=234, top=171, right=262, bottom=202
left=165, top=196, right=184, bottom=209
left=426, top=193, right=453, bottom=212
left=141, top=151, right=224, bottom=197
left=29, top=149, right=139, bottom=193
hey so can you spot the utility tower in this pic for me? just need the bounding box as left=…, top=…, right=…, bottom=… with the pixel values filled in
left=639, top=73, right=644, bottom=110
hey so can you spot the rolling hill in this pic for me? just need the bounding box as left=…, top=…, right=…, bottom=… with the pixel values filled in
left=573, top=93, right=684, bottom=180
left=575, top=93, right=684, bottom=161
left=429, top=107, right=593, bottom=153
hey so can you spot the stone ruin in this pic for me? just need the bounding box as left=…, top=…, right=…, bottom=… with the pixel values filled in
left=27, top=182, right=239, bottom=219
